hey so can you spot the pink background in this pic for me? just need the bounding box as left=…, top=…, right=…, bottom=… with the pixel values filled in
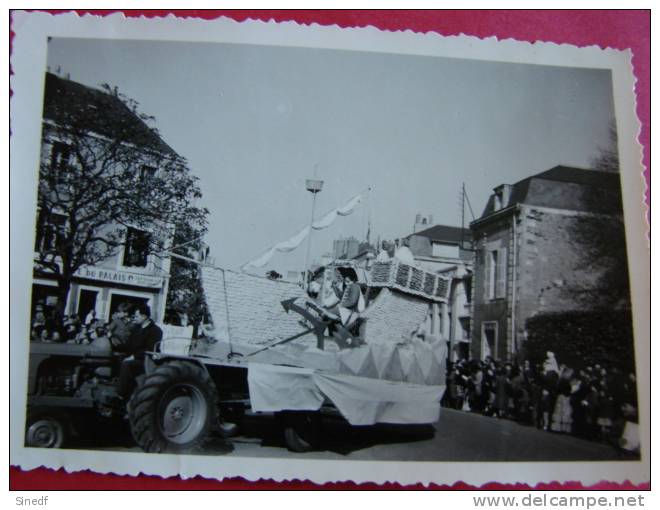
left=10, top=9, right=650, bottom=490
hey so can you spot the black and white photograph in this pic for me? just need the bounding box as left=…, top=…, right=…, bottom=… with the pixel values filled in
left=10, top=12, right=649, bottom=486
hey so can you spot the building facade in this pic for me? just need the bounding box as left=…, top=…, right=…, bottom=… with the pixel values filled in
left=470, top=165, right=625, bottom=361
left=406, top=223, right=473, bottom=273
left=405, top=223, right=474, bottom=361
left=32, top=72, right=177, bottom=324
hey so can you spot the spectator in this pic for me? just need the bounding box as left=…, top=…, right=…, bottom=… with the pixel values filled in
left=441, top=354, right=637, bottom=449
left=75, top=325, right=90, bottom=344
left=63, top=317, right=79, bottom=342
left=597, top=386, right=615, bottom=441
left=107, top=303, right=133, bottom=350
left=569, top=375, right=589, bottom=438
left=493, top=367, right=508, bottom=418
left=88, top=325, right=113, bottom=355
left=84, top=308, right=97, bottom=326
left=468, top=362, right=484, bottom=413
left=551, top=367, right=574, bottom=433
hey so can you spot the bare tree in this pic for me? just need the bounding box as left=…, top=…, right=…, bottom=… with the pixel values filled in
left=590, top=122, right=619, bottom=173
left=562, top=121, right=630, bottom=310
left=35, top=77, right=208, bottom=308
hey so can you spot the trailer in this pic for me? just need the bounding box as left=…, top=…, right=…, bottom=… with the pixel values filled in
left=126, top=259, right=449, bottom=452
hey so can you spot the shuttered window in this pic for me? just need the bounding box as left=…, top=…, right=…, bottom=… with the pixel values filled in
left=50, top=142, right=71, bottom=174
left=484, top=249, right=493, bottom=300
left=484, top=247, right=507, bottom=301
left=496, top=247, right=507, bottom=298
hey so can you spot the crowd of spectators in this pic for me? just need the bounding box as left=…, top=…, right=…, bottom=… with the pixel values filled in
left=443, top=352, right=639, bottom=453
left=30, top=300, right=134, bottom=352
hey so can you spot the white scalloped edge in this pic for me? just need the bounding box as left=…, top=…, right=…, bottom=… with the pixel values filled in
left=9, top=10, right=649, bottom=488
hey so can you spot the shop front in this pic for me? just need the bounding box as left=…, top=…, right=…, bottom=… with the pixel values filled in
left=31, top=265, right=168, bottom=325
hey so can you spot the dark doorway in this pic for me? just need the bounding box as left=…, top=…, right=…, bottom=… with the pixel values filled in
left=482, top=322, right=497, bottom=360
left=77, top=289, right=98, bottom=322
left=31, top=284, right=60, bottom=315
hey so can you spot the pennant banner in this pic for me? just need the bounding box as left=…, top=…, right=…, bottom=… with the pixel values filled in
left=311, top=193, right=363, bottom=230
left=243, top=192, right=364, bottom=269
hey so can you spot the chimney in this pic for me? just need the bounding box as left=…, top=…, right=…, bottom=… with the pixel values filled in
left=493, top=184, right=513, bottom=211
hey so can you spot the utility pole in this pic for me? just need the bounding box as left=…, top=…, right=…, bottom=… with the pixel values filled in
left=461, top=183, right=466, bottom=249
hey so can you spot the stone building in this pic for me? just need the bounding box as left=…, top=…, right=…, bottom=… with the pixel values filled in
left=406, top=223, right=473, bottom=273
left=31, top=72, right=177, bottom=323
left=404, top=223, right=474, bottom=361
left=469, top=165, right=625, bottom=361
left=333, top=237, right=361, bottom=260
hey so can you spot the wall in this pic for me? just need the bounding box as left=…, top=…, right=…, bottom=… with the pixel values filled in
left=65, top=280, right=164, bottom=322
left=514, top=205, right=609, bottom=343
left=408, top=235, right=432, bottom=257
left=431, top=242, right=459, bottom=258
left=333, top=238, right=360, bottom=259
left=472, top=204, right=617, bottom=362
left=471, top=214, right=514, bottom=360
left=34, top=132, right=173, bottom=324
left=36, top=131, right=172, bottom=278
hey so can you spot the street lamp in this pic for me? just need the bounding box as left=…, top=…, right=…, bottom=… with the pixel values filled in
left=304, top=178, right=324, bottom=284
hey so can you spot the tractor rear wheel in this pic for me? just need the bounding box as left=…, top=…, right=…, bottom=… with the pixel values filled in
left=129, top=360, right=218, bottom=453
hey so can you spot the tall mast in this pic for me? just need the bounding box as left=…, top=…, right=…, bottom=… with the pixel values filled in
left=461, top=182, right=465, bottom=249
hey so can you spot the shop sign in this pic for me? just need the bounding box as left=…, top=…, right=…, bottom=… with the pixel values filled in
left=74, top=266, right=164, bottom=288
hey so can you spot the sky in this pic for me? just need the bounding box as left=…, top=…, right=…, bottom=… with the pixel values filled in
left=46, top=38, right=617, bottom=275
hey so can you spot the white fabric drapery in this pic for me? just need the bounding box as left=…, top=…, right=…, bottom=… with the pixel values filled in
left=243, top=192, right=364, bottom=269
left=247, top=362, right=445, bottom=426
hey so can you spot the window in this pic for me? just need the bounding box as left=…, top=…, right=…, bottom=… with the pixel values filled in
left=50, top=142, right=71, bottom=174
left=139, top=165, right=156, bottom=184
left=464, top=275, right=473, bottom=304
left=459, top=317, right=471, bottom=340
left=484, top=248, right=507, bottom=300
left=122, top=227, right=151, bottom=267
left=34, top=211, right=67, bottom=252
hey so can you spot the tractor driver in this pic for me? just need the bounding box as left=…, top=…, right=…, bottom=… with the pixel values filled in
left=117, top=304, right=163, bottom=400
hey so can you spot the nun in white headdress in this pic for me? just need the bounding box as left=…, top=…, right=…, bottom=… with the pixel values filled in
left=543, top=351, right=560, bottom=375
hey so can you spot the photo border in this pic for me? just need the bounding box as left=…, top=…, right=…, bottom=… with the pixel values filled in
left=9, top=10, right=650, bottom=489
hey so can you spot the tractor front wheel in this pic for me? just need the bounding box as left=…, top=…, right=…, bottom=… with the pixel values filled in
left=25, top=410, right=68, bottom=448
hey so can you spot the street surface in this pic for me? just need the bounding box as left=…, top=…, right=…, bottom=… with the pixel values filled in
left=79, top=408, right=630, bottom=461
